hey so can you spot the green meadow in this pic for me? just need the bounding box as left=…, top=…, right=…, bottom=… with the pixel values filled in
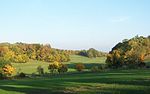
left=0, top=69, right=150, bottom=94
left=1, top=0, right=150, bottom=93
left=0, top=55, right=149, bottom=94
left=12, top=55, right=106, bottom=74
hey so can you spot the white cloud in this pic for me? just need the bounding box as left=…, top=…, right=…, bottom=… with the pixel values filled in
left=111, top=16, right=130, bottom=22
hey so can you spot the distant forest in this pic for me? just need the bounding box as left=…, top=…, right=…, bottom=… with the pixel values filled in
left=0, top=43, right=106, bottom=63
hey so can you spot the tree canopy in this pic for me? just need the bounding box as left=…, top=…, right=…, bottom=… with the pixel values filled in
left=106, top=35, right=150, bottom=68
left=78, top=48, right=107, bottom=58
left=0, top=43, right=70, bottom=63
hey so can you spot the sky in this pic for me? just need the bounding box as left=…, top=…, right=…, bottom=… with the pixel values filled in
left=0, top=0, right=150, bottom=52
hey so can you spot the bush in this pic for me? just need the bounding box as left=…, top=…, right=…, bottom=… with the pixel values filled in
left=58, top=64, right=68, bottom=73
left=2, top=64, right=15, bottom=78
left=48, top=61, right=61, bottom=73
left=127, top=64, right=138, bottom=69
left=138, top=62, right=146, bottom=68
left=18, top=72, right=26, bottom=78
left=0, top=58, right=15, bottom=79
left=75, top=63, right=85, bottom=72
left=91, top=66, right=99, bottom=72
left=0, top=73, right=3, bottom=79
left=48, top=64, right=57, bottom=73
left=37, top=66, right=44, bottom=75
left=99, top=64, right=106, bottom=70
left=31, top=72, right=36, bottom=78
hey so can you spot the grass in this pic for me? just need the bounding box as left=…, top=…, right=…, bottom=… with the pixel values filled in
left=12, top=60, right=50, bottom=74
left=12, top=55, right=106, bottom=74
left=65, top=55, right=106, bottom=64
left=0, top=69, right=150, bottom=94
left=2, top=55, right=150, bottom=94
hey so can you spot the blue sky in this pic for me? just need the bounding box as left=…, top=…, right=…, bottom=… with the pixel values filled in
left=0, top=0, right=150, bottom=52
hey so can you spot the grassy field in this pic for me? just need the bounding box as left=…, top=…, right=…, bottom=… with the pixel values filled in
left=1, top=55, right=149, bottom=94
left=0, top=69, right=150, bottom=94
left=12, top=55, right=106, bottom=74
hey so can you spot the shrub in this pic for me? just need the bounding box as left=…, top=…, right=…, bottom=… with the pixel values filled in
left=58, top=64, right=68, bottom=73
left=18, top=72, right=26, bottom=78
left=75, top=63, right=85, bottom=72
left=127, top=64, right=138, bottom=69
left=91, top=66, right=99, bottom=72
left=2, top=64, right=15, bottom=78
left=48, top=61, right=61, bottom=73
left=31, top=72, right=36, bottom=78
left=0, top=58, right=15, bottom=79
left=37, top=66, right=44, bottom=75
left=138, top=62, right=146, bottom=68
left=99, top=64, right=106, bottom=70
left=48, top=64, right=57, bottom=73
left=0, top=73, right=3, bottom=79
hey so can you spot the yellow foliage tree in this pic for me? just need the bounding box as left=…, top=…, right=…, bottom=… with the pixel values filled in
left=4, top=50, right=15, bottom=61
left=2, top=64, right=15, bottom=77
left=48, top=61, right=61, bottom=73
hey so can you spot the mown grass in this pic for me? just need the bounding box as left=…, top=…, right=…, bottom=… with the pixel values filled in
left=3, top=55, right=150, bottom=94
left=0, top=69, right=150, bottom=94
left=12, top=55, right=106, bottom=74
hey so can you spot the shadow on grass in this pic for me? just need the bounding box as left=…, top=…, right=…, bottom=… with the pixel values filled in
left=0, top=69, right=150, bottom=94
left=0, top=85, right=51, bottom=94
left=66, top=63, right=104, bottom=69
left=0, top=78, right=149, bottom=94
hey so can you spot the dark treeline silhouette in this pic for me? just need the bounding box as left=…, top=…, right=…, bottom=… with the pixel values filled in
left=62, top=48, right=107, bottom=58
left=78, top=48, right=107, bottom=58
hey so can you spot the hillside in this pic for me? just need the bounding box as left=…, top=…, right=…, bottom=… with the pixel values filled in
left=12, top=55, right=106, bottom=74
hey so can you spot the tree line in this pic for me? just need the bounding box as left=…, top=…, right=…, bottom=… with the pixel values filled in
left=0, top=43, right=70, bottom=63
left=0, top=43, right=106, bottom=63
left=62, top=48, right=107, bottom=58
left=78, top=48, right=107, bottom=58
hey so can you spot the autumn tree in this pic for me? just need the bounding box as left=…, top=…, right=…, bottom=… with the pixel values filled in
left=48, top=61, right=61, bottom=73
left=0, top=43, right=70, bottom=63
left=58, top=64, right=68, bottom=74
left=106, top=36, right=150, bottom=68
left=0, top=58, right=15, bottom=79
left=2, top=64, right=15, bottom=78
left=75, top=63, right=85, bottom=72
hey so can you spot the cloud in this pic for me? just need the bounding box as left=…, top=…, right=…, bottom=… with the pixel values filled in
left=111, top=16, right=130, bottom=23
